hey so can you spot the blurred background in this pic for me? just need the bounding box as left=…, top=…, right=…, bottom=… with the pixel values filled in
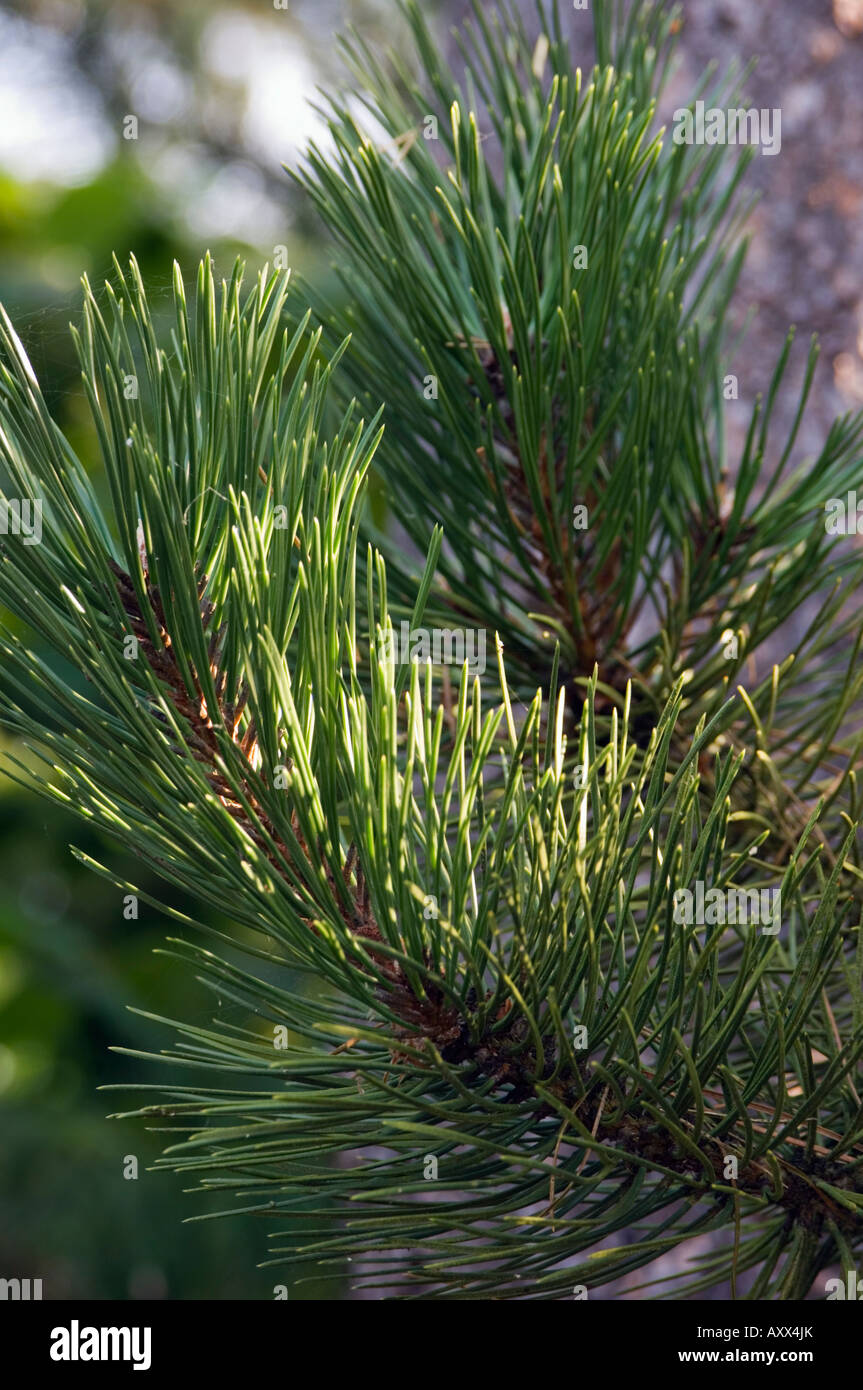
left=0, top=0, right=861, bottom=1300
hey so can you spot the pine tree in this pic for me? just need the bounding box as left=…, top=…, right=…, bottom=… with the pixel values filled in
left=0, top=0, right=861, bottom=1300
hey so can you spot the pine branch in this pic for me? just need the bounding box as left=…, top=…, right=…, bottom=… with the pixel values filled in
left=0, top=3, right=861, bottom=1302
left=294, top=0, right=863, bottom=840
